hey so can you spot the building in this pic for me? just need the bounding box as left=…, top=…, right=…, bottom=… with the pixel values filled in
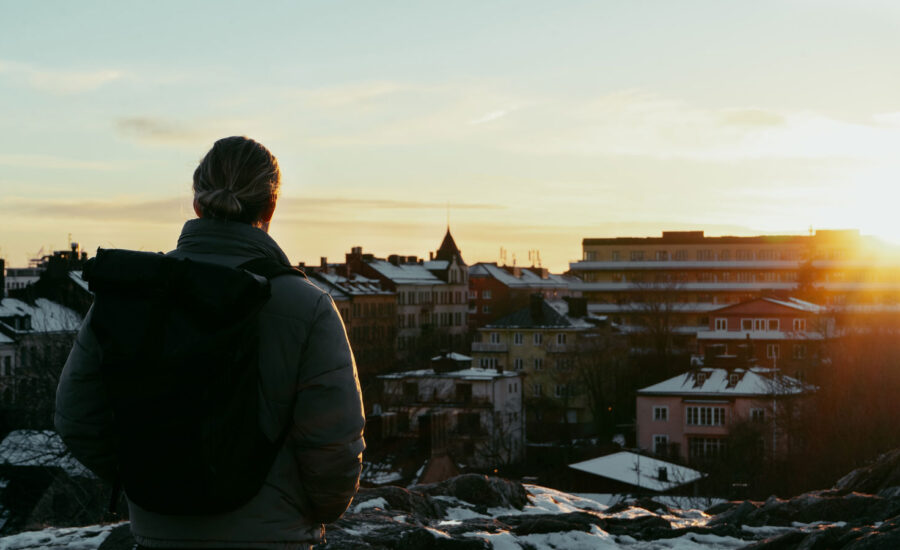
left=568, top=451, right=705, bottom=494
left=467, top=262, right=580, bottom=329
left=378, top=363, right=525, bottom=468
left=4, top=267, right=41, bottom=295
left=344, top=228, right=469, bottom=362
left=636, top=365, right=813, bottom=464
left=697, top=297, right=831, bottom=379
left=569, top=229, right=898, bottom=346
left=0, top=298, right=83, bottom=426
left=471, top=294, right=608, bottom=440
left=306, top=270, right=397, bottom=379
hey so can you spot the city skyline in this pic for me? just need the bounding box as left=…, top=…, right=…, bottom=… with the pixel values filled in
left=3, top=1, right=900, bottom=271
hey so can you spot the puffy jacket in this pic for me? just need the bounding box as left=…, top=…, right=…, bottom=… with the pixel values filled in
left=55, top=218, right=366, bottom=549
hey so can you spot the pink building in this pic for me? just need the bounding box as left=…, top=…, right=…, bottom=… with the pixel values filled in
left=697, top=297, right=831, bottom=380
left=636, top=366, right=813, bottom=463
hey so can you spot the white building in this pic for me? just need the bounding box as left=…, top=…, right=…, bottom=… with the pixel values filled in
left=379, top=364, right=525, bottom=467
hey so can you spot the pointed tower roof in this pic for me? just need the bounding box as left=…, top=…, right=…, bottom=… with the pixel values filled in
left=435, top=227, right=463, bottom=263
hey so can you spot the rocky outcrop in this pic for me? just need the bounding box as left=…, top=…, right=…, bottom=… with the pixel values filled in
left=835, top=449, right=900, bottom=497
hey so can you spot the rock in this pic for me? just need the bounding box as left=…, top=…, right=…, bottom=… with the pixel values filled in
left=835, top=450, right=900, bottom=496
left=352, top=486, right=446, bottom=519
left=605, top=497, right=670, bottom=515
left=742, top=530, right=808, bottom=550
left=603, top=514, right=671, bottom=538
left=413, top=475, right=529, bottom=511
left=708, top=500, right=760, bottom=527
left=495, top=511, right=604, bottom=535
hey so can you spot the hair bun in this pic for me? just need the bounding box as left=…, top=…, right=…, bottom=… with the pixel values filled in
left=196, top=188, right=243, bottom=219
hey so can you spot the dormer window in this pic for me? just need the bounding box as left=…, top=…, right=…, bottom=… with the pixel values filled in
left=728, top=373, right=740, bottom=386
left=694, top=372, right=708, bottom=386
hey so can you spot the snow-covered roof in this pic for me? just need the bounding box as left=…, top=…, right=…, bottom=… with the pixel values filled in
left=312, top=272, right=393, bottom=296
left=0, top=333, right=13, bottom=345
left=68, top=271, right=91, bottom=293
left=468, top=263, right=574, bottom=289
left=0, top=298, right=82, bottom=333
left=569, top=451, right=704, bottom=492
left=0, top=430, right=92, bottom=477
left=423, top=260, right=449, bottom=271
left=367, top=260, right=443, bottom=285
left=486, top=298, right=594, bottom=329
left=697, top=330, right=825, bottom=341
left=638, top=367, right=813, bottom=397
left=379, top=367, right=520, bottom=381
left=761, top=297, right=823, bottom=313
left=431, top=352, right=472, bottom=362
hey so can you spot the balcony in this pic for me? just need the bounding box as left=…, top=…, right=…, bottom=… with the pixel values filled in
left=471, top=342, right=508, bottom=352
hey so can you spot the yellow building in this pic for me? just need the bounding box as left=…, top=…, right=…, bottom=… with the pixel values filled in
left=470, top=295, right=603, bottom=441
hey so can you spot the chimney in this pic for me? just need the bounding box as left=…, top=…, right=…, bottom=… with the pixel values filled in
left=429, top=251, right=434, bottom=261
left=320, top=256, right=328, bottom=269
left=389, top=254, right=401, bottom=266
left=530, top=293, right=544, bottom=323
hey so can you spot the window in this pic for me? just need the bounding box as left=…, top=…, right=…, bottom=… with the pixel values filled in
left=695, top=372, right=709, bottom=385
left=754, top=319, right=766, bottom=331
left=490, top=332, right=501, bottom=344
left=686, top=406, right=726, bottom=426
left=513, top=333, right=524, bottom=345
left=556, top=333, right=567, bottom=345
left=736, top=249, right=753, bottom=260
left=653, top=435, right=669, bottom=454
left=697, top=249, right=714, bottom=261
left=554, top=384, right=567, bottom=398
left=715, top=318, right=728, bottom=331
left=513, top=358, right=524, bottom=370
left=750, top=408, right=766, bottom=423
left=674, top=249, right=687, bottom=261
left=533, top=358, right=543, bottom=370
left=792, top=344, right=807, bottom=359
left=767, top=344, right=780, bottom=359
left=480, top=357, right=497, bottom=368
left=533, top=332, right=543, bottom=345
left=482, top=305, right=491, bottom=313
left=630, top=251, right=645, bottom=261
left=793, top=318, right=807, bottom=331
left=741, top=319, right=753, bottom=331
left=483, top=290, right=492, bottom=300
left=532, top=383, right=542, bottom=397
left=611, top=251, right=621, bottom=261
left=653, top=406, right=668, bottom=421
left=508, top=383, right=518, bottom=393
left=720, top=250, right=730, bottom=261
left=655, top=251, right=669, bottom=261
left=767, top=319, right=780, bottom=331
left=469, top=290, right=478, bottom=299
left=689, top=438, right=727, bottom=458
left=728, top=373, right=741, bottom=386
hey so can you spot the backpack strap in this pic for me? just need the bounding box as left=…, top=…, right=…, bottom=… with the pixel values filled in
left=238, top=258, right=308, bottom=281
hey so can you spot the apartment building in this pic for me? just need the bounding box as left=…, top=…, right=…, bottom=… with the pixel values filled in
left=470, top=295, right=603, bottom=440
left=636, top=366, right=813, bottom=464
left=570, top=229, right=898, bottom=341
left=698, top=297, right=831, bottom=380
left=467, top=262, right=580, bottom=329
left=345, top=229, right=469, bottom=362
left=378, top=363, right=525, bottom=467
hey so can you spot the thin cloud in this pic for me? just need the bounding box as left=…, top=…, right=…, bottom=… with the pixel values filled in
left=279, top=197, right=504, bottom=211
left=1, top=197, right=192, bottom=223
left=115, top=117, right=205, bottom=144
left=719, top=109, right=786, bottom=127
left=0, top=154, right=121, bottom=171
left=0, top=59, right=123, bottom=94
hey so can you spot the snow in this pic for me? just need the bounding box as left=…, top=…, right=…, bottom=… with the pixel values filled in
left=431, top=352, right=472, bottom=362
left=468, top=263, right=574, bottom=289
left=0, top=333, right=12, bottom=344
left=0, top=523, right=121, bottom=550
left=352, top=497, right=388, bottom=513
left=68, top=271, right=91, bottom=293
left=367, top=260, right=443, bottom=285
left=0, top=430, right=92, bottom=478
left=0, top=298, right=82, bottom=333
left=379, top=367, right=520, bottom=380
left=638, top=367, right=812, bottom=397
left=696, top=330, right=825, bottom=341
left=568, top=452, right=704, bottom=492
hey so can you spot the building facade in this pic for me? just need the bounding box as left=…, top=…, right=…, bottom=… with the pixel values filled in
left=378, top=365, right=525, bottom=467
left=636, top=366, right=813, bottom=463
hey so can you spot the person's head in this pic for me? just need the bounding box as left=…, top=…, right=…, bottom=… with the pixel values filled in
left=192, top=136, right=281, bottom=231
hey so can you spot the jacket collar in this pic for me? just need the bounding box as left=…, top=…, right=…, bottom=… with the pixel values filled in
left=175, top=218, right=291, bottom=265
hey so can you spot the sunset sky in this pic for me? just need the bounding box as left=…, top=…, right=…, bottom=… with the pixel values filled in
left=3, top=1, right=900, bottom=271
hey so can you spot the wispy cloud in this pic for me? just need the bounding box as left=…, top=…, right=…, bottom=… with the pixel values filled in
left=0, top=154, right=121, bottom=171
left=279, top=197, right=504, bottom=212
left=0, top=197, right=192, bottom=223
left=0, top=59, right=123, bottom=94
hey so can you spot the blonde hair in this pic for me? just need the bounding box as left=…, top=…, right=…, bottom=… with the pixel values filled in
left=192, top=136, right=281, bottom=224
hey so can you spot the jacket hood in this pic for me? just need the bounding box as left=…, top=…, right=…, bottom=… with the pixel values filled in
left=175, top=218, right=292, bottom=266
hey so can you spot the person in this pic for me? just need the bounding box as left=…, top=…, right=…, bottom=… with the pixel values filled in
left=55, top=136, right=365, bottom=549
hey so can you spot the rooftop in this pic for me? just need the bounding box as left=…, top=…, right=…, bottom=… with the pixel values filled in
left=379, top=367, right=521, bottom=381
left=638, top=367, right=814, bottom=397
left=0, top=298, right=82, bottom=333
left=569, top=451, right=704, bottom=492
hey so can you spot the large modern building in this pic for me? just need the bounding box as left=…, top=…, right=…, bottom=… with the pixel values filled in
left=569, top=229, right=900, bottom=345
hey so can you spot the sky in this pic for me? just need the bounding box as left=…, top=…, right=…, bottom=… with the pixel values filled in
left=2, top=1, right=900, bottom=271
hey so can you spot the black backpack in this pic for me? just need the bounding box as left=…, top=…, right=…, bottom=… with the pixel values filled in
left=82, top=248, right=306, bottom=515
